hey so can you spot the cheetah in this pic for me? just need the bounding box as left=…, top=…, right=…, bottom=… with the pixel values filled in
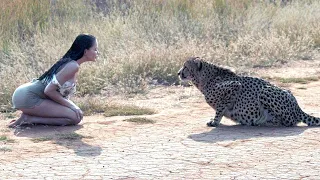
left=178, top=57, right=320, bottom=127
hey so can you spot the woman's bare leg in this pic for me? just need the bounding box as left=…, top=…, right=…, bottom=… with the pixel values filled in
left=8, top=99, right=81, bottom=127
left=8, top=113, right=74, bottom=127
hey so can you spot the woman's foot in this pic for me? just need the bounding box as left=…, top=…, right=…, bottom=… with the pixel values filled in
left=8, top=119, right=17, bottom=128
left=8, top=114, right=29, bottom=128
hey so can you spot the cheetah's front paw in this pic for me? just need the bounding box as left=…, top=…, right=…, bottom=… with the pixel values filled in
left=207, top=120, right=220, bottom=127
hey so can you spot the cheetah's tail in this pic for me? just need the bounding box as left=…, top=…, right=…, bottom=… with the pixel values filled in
left=299, top=109, right=320, bottom=126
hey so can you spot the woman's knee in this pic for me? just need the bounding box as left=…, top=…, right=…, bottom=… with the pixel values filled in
left=71, top=118, right=82, bottom=125
left=68, top=111, right=83, bottom=125
left=61, top=117, right=81, bottom=126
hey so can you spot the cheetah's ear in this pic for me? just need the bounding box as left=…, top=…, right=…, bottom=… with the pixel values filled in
left=193, top=57, right=202, bottom=71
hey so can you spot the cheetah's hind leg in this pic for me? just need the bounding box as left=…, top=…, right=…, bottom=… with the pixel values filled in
left=255, top=107, right=282, bottom=126
left=259, top=85, right=299, bottom=126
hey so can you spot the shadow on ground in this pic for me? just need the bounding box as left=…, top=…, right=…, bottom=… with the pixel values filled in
left=12, top=124, right=102, bottom=157
left=188, top=124, right=312, bottom=143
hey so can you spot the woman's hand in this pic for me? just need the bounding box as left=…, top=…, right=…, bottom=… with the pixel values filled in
left=71, top=106, right=83, bottom=121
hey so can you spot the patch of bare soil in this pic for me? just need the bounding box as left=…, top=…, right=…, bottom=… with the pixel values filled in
left=1, top=58, right=320, bottom=179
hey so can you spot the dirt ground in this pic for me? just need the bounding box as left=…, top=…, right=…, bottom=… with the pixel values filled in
left=1, top=59, right=320, bottom=179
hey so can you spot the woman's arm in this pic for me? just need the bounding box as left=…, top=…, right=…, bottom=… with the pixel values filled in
left=44, top=61, right=78, bottom=103
left=44, top=61, right=83, bottom=120
left=44, top=61, right=82, bottom=113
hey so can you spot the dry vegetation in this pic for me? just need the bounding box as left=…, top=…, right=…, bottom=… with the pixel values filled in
left=75, top=95, right=156, bottom=116
left=123, top=117, right=156, bottom=124
left=0, top=0, right=320, bottom=113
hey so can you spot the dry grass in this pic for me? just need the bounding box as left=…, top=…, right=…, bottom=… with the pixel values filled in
left=0, top=147, right=12, bottom=152
left=74, top=95, right=156, bottom=117
left=1, top=0, right=320, bottom=111
left=57, top=132, right=93, bottom=140
left=0, top=135, right=15, bottom=143
left=0, top=135, right=8, bottom=141
left=30, top=137, right=53, bottom=143
left=74, top=96, right=107, bottom=116
left=123, top=117, right=156, bottom=124
left=103, top=105, right=155, bottom=117
left=263, top=76, right=319, bottom=84
left=277, top=77, right=319, bottom=84
left=30, top=133, right=93, bottom=144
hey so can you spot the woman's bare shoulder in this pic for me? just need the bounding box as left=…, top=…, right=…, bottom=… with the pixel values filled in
left=62, top=60, right=79, bottom=72
left=56, top=60, right=79, bottom=78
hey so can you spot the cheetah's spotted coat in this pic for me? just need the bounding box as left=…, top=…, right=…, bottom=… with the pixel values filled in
left=178, top=57, right=320, bottom=127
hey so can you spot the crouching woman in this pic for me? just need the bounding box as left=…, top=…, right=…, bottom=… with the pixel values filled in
left=9, top=34, right=99, bottom=128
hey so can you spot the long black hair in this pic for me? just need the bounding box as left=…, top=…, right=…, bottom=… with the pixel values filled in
left=38, top=34, right=96, bottom=84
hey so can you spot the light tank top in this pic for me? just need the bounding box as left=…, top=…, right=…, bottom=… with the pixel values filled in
left=51, top=74, right=76, bottom=98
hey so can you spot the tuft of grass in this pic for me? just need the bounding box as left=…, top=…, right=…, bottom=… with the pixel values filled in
left=297, top=87, right=307, bottom=90
left=57, top=133, right=84, bottom=140
left=56, top=133, right=93, bottom=140
left=104, top=104, right=156, bottom=117
left=276, top=77, right=319, bottom=84
left=123, top=117, right=156, bottom=124
left=74, top=96, right=156, bottom=117
left=0, top=147, right=12, bottom=152
left=30, top=137, right=53, bottom=143
left=263, top=76, right=319, bottom=84
left=75, top=96, right=107, bottom=116
left=0, top=136, right=8, bottom=141
left=0, top=135, right=15, bottom=143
